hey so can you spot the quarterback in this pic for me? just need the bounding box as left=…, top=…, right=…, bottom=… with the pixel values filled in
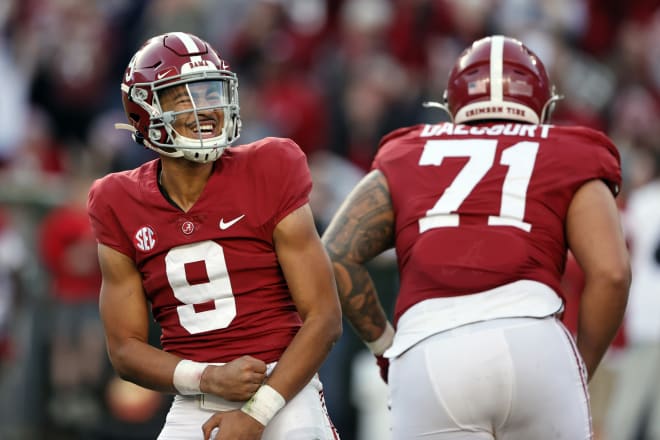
left=88, top=32, right=341, bottom=440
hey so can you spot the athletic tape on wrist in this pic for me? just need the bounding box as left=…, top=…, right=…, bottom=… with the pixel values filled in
left=240, top=384, right=286, bottom=426
left=365, top=322, right=395, bottom=356
left=172, top=359, right=207, bottom=395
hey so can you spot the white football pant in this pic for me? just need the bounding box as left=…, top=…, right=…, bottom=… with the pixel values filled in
left=389, top=317, right=592, bottom=439
left=158, top=374, right=339, bottom=440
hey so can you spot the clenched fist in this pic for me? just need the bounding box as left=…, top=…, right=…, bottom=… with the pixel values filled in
left=200, top=356, right=267, bottom=401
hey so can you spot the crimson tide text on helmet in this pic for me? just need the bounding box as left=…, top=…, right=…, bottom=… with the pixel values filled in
left=427, top=35, right=562, bottom=125
left=117, top=32, right=242, bottom=163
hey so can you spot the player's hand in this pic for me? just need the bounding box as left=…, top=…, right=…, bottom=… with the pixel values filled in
left=202, top=409, right=265, bottom=440
left=375, top=354, right=389, bottom=383
left=201, top=356, right=267, bottom=401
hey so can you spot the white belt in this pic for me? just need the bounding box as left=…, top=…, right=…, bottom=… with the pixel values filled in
left=386, top=280, right=563, bottom=358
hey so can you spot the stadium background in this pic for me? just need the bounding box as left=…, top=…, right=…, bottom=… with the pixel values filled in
left=0, top=0, right=659, bottom=439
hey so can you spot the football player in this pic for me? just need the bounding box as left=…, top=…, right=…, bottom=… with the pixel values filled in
left=88, top=32, right=342, bottom=440
left=322, top=35, right=630, bottom=439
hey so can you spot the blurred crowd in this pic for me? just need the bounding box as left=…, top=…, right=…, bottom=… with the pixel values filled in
left=0, top=0, right=659, bottom=439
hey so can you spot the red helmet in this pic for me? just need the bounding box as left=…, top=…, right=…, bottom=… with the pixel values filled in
left=442, top=35, right=561, bottom=124
left=118, top=32, right=241, bottom=163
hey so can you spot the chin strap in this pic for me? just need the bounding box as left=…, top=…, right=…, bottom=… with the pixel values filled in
left=422, top=101, right=446, bottom=110
left=114, top=123, right=136, bottom=133
left=115, top=123, right=146, bottom=145
left=422, top=100, right=453, bottom=121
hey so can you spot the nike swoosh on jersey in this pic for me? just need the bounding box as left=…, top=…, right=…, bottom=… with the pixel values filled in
left=219, top=214, right=246, bottom=230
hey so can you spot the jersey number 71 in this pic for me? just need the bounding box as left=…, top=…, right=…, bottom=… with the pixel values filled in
left=418, top=139, right=539, bottom=233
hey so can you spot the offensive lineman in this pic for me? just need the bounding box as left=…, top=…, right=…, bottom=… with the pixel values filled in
left=322, top=35, right=630, bottom=439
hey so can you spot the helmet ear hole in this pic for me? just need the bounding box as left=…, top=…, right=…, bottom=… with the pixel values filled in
left=133, top=131, right=145, bottom=145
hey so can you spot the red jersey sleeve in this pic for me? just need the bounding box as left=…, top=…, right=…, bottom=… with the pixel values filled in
left=87, top=172, right=139, bottom=259
left=554, top=126, right=621, bottom=196
left=248, top=137, right=312, bottom=230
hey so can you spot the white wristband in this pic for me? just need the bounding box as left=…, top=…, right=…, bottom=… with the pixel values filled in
left=172, top=359, right=207, bottom=395
left=240, top=384, right=286, bottom=426
left=365, top=322, right=395, bottom=356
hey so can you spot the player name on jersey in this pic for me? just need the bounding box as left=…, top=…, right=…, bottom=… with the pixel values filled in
left=420, top=122, right=551, bottom=139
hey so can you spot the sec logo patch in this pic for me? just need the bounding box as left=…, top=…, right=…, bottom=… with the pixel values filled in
left=135, top=226, right=157, bottom=251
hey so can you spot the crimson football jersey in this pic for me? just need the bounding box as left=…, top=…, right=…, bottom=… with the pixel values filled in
left=88, top=137, right=311, bottom=363
left=373, top=122, right=621, bottom=324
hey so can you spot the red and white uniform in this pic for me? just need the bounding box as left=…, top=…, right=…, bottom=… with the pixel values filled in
left=89, top=137, right=308, bottom=364
left=90, top=138, right=340, bottom=440
left=373, top=122, right=621, bottom=440
left=375, top=122, right=620, bottom=325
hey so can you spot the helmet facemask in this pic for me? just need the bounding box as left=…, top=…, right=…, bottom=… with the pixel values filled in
left=539, top=85, right=563, bottom=124
left=127, top=70, right=241, bottom=163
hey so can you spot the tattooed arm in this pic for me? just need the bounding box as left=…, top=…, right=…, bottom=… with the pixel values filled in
left=321, top=169, right=395, bottom=344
